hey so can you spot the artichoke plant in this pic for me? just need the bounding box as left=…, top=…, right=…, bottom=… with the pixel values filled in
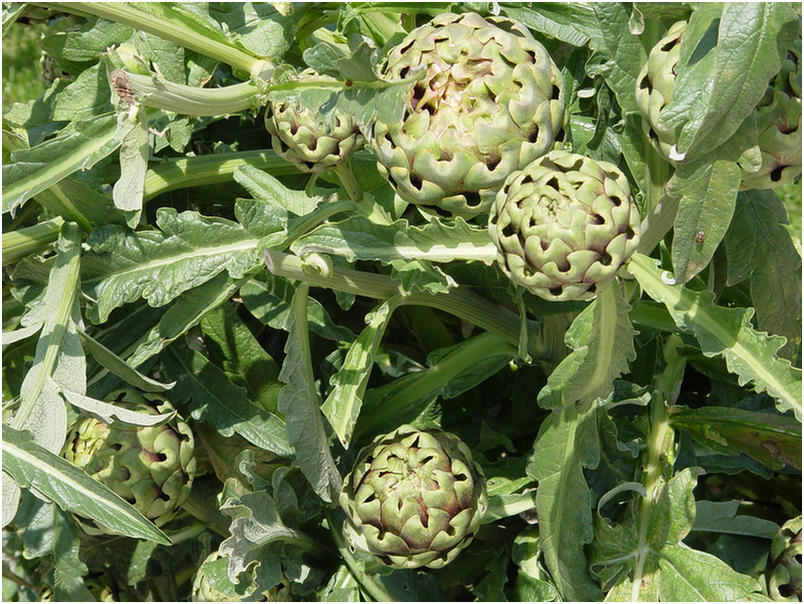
left=372, top=12, right=565, bottom=218
left=635, top=20, right=686, bottom=159
left=768, top=516, right=802, bottom=601
left=340, top=424, right=487, bottom=569
left=264, top=70, right=364, bottom=173
left=489, top=150, right=641, bottom=302
left=741, top=44, right=801, bottom=190
left=63, top=390, right=196, bottom=526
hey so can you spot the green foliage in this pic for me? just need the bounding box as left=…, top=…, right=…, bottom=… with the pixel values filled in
left=2, top=3, right=800, bottom=602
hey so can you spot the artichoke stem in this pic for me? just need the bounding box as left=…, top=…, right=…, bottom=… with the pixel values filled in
left=333, top=162, right=363, bottom=202
left=144, top=151, right=299, bottom=201
left=325, top=509, right=396, bottom=602
left=632, top=337, right=681, bottom=601
left=2, top=217, right=64, bottom=266
left=263, top=249, right=544, bottom=357
left=113, top=71, right=260, bottom=117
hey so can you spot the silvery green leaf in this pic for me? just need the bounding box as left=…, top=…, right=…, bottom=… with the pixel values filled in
left=59, top=386, right=174, bottom=426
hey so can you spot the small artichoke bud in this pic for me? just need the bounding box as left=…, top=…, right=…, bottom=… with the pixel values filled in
left=264, top=70, right=364, bottom=173
left=340, top=424, right=487, bottom=570
left=372, top=12, right=565, bottom=219
left=489, top=150, right=641, bottom=302
left=768, top=516, right=802, bottom=602
left=63, top=390, right=196, bottom=526
left=635, top=20, right=686, bottom=159
left=741, top=43, right=802, bottom=190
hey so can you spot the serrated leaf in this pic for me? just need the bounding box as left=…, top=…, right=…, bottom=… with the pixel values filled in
left=322, top=298, right=399, bottom=449
left=585, top=3, right=646, bottom=115
left=538, top=281, right=636, bottom=408
left=13, top=223, right=84, bottom=455
left=2, top=114, right=125, bottom=214
left=291, top=215, right=496, bottom=264
left=629, top=253, right=802, bottom=419
left=161, top=345, right=291, bottom=457
left=2, top=425, right=170, bottom=545
left=278, top=285, right=342, bottom=503
left=82, top=208, right=262, bottom=323
left=218, top=485, right=299, bottom=591
left=527, top=404, right=602, bottom=602
left=590, top=468, right=763, bottom=601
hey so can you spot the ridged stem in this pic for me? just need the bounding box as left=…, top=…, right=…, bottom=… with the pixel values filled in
left=2, top=217, right=64, bottom=266
left=113, top=71, right=261, bottom=117
left=263, top=249, right=543, bottom=357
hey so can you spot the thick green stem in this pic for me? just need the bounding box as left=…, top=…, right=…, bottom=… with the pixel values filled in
left=263, top=248, right=542, bottom=357
left=637, top=194, right=679, bottom=255
left=631, top=336, right=684, bottom=601
left=2, top=217, right=64, bottom=266
left=325, top=510, right=396, bottom=602
left=179, top=488, right=230, bottom=537
left=114, top=71, right=260, bottom=117
left=143, top=151, right=298, bottom=201
left=38, top=2, right=263, bottom=74
left=333, top=162, right=363, bottom=202
left=357, top=332, right=516, bottom=439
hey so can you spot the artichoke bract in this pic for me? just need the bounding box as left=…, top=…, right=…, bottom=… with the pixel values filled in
left=63, top=391, right=196, bottom=526
left=635, top=20, right=686, bottom=159
left=372, top=12, right=565, bottom=218
left=489, top=150, right=640, bottom=302
left=741, top=44, right=801, bottom=190
left=768, top=516, right=802, bottom=601
left=264, top=70, right=364, bottom=173
left=340, top=424, right=487, bottom=569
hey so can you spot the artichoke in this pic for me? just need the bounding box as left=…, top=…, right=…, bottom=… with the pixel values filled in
left=63, top=390, right=196, bottom=526
left=741, top=44, right=801, bottom=190
left=768, top=516, right=802, bottom=601
left=372, top=12, right=565, bottom=218
left=635, top=20, right=686, bottom=159
left=489, top=150, right=640, bottom=302
left=340, top=424, right=487, bottom=569
left=264, top=70, right=364, bottom=173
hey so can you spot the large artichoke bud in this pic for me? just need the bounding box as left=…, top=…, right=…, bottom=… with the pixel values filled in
left=340, top=424, right=487, bottom=569
left=635, top=21, right=686, bottom=159
left=768, top=516, right=802, bottom=601
left=264, top=70, right=364, bottom=173
left=372, top=12, right=565, bottom=219
left=741, top=44, right=801, bottom=190
left=489, top=150, right=640, bottom=302
left=63, top=390, right=196, bottom=526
